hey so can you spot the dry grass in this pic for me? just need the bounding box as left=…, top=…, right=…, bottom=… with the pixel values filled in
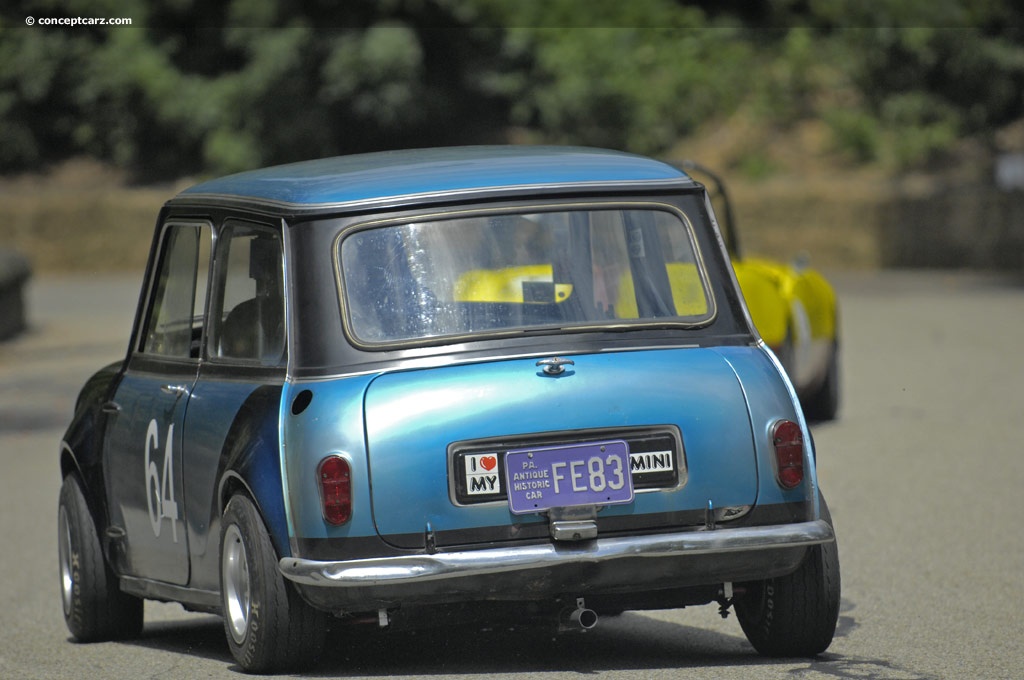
left=725, top=177, right=889, bottom=269
left=0, top=159, right=182, bottom=274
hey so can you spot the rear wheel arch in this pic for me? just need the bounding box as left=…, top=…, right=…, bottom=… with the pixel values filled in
left=213, top=384, right=291, bottom=559
left=216, top=456, right=292, bottom=560
left=218, top=471, right=253, bottom=515
left=59, top=446, right=111, bottom=556
left=59, top=444, right=78, bottom=482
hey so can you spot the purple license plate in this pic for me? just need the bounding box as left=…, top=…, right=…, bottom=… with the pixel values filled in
left=505, top=440, right=634, bottom=514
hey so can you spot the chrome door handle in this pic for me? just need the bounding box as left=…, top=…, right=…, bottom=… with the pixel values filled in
left=160, top=384, right=189, bottom=396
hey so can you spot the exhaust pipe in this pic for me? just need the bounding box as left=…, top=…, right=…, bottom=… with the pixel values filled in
left=559, top=598, right=598, bottom=632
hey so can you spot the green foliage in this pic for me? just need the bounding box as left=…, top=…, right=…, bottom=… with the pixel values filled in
left=879, top=92, right=960, bottom=167
left=2, top=0, right=1024, bottom=178
left=0, top=0, right=509, bottom=177
left=505, top=27, right=726, bottom=151
left=824, top=109, right=880, bottom=163
left=471, top=0, right=752, bottom=153
left=748, top=28, right=827, bottom=124
left=835, top=23, right=1024, bottom=167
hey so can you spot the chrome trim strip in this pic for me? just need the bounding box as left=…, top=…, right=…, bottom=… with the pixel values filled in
left=279, top=520, right=832, bottom=587
left=284, top=341, right=720, bottom=385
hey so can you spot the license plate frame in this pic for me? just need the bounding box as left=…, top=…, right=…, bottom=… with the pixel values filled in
left=505, top=439, right=634, bottom=515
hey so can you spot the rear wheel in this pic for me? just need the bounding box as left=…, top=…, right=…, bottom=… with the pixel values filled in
left=58, top=475, right=143, bottom=641
left=220, top=494, right=327, bottom=673
left=735, top=496, right=840, bottom=657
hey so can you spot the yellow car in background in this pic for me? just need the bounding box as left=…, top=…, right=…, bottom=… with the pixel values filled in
left=677, top=161, right=840, bottom=421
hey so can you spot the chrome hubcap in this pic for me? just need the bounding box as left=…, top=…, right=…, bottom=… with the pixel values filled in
left=58, top=506, right=73, bottom=617
left=222, top=524, right=251, bottom=644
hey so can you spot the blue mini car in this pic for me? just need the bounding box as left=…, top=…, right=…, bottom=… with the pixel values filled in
left=58, top=146, right=839, bottom=673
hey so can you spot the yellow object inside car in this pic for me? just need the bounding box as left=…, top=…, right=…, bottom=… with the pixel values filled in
left=454, top=262, right=708, bottom=319
left=615, top=262, right=708, bottom=318
left=454, top=265, right=573, bottom=303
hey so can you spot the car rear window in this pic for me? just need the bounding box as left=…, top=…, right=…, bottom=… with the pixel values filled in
left=337, top=205, right=715, bottom=347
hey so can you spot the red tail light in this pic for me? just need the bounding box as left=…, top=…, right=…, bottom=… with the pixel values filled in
left=771, top=419, right=804, bottom=489
left=318, top=456, right=352, bottom=525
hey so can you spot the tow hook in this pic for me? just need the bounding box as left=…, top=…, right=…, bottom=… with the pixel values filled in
left=559, top=597, right=598, bottom=631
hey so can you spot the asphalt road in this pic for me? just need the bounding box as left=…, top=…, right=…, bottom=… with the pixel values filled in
left=1, top=270, right=1022, bottom=680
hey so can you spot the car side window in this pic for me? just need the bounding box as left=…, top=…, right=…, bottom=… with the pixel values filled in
left=140, top=223, right=212, bottom=358
left=209, top=222, right=285, bottom=365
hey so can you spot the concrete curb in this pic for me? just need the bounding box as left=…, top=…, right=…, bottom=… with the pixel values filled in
left=0, top=250, right=31, bottom=341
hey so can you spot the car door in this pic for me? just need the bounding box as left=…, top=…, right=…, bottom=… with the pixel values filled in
left=180, top=220, right=289, bottom=593
left=103, top=221, right=211, bottom=585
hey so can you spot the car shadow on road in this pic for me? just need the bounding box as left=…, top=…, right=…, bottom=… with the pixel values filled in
left=309, top=606, right=925, bottom=679
left=121, top=611, right=763, bottom=674
left=319, top=613, right=757, bottom=675
left=120, top=615, right=232, bottom=665
left=114, top=598, right=927, bottom=680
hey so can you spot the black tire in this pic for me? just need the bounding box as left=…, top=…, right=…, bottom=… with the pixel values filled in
left=803, top=341, right=840, bottom=422
left=735, top=497, right=840, bottom=657
left=220, top=495, right=327, bottom=674
left=58, top=475, right=143, bottom=641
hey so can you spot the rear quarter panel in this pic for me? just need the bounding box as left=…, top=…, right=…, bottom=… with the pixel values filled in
left=712, top=344, right=820, bottom=517
left=280, top=374, right=378, bottom=550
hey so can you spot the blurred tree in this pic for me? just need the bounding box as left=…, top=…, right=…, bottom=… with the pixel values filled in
left=469, top=0, right=754, bottom=153
left=765, top=0, right=1024, bottom=166
left=844, top=24, right=1024, bottom=166
left=1, top=0, right=512, bottom=178
left=2, top=0, right=1024, bottom=178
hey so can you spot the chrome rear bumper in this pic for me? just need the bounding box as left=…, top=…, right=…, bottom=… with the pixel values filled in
left=280, top=520, right=833, bottom=589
